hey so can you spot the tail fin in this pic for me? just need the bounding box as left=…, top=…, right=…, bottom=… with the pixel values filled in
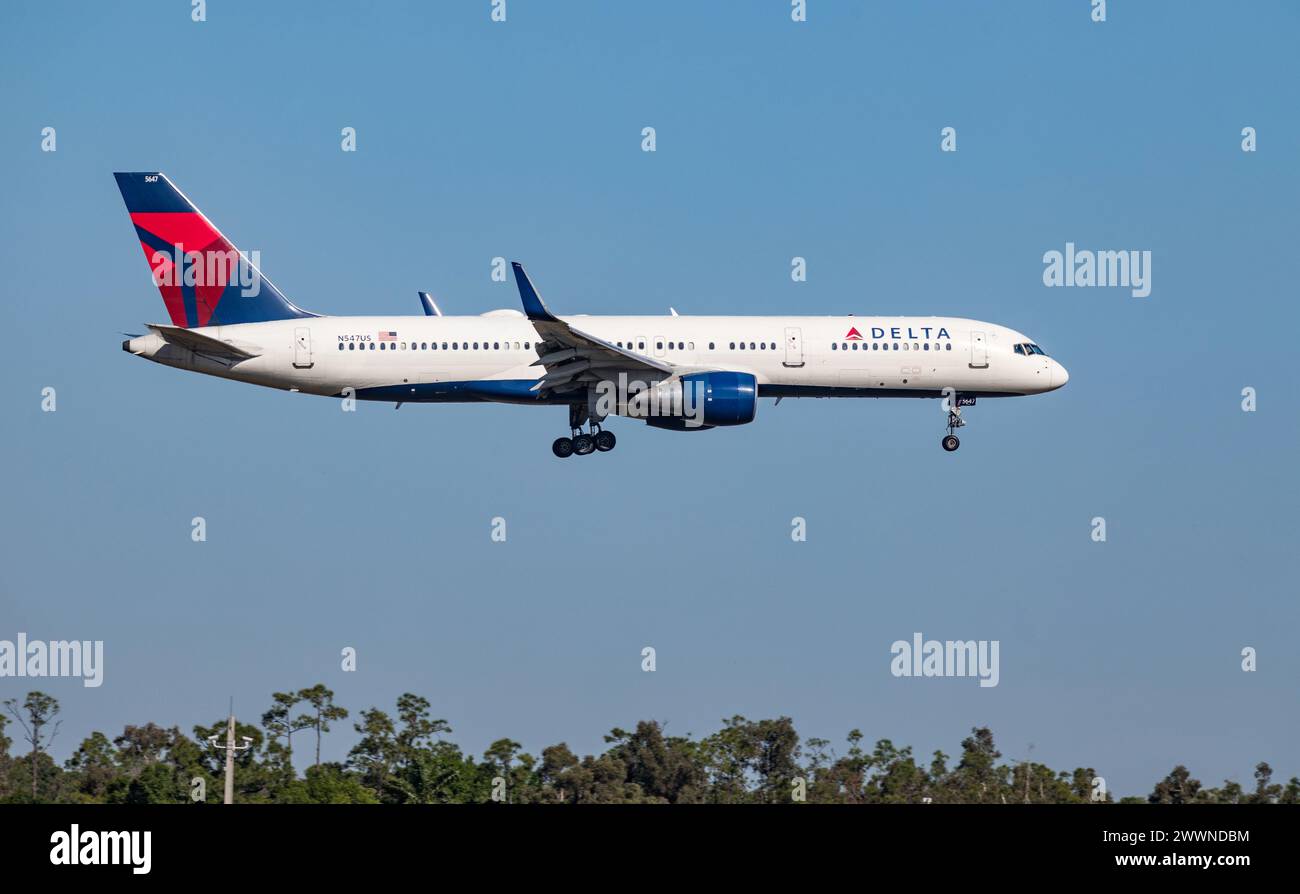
left=113, top=172, right=317, bottom=328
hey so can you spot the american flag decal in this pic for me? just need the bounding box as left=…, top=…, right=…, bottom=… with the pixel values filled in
left=378, top=331, right=397, bottom=341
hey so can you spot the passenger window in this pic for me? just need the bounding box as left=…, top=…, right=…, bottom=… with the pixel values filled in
left=494, top=342, right=500, bottom=350
left=338, top=343, right=344, bottom=351
left=945, top=343, right=951, bottom=351
left=709, top=342, right=715, bottom=350
left=749, top=342, right=755, bottom=350
left=832, top=343, right=838, bottom=350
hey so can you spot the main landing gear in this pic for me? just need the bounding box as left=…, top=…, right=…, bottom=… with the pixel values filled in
left=552, top=428, right=616, bottom=458
left=553, top=403, right=617, bottom=458
left=941, top=406, right=967, bottom=452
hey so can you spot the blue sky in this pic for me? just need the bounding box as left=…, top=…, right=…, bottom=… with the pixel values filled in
left=1, top=0, right=1297, bottom=797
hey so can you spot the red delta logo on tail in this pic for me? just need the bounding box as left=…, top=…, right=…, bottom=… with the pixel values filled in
left=845, top=326, right=864, bottom=340
left=113, top=172, right=316, bottom=329
left=130, top=211, right=244, bottom=328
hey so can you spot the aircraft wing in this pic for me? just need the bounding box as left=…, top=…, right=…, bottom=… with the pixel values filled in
left=146, top=323, right=261, bottom=364
left=512, top=262, right=675, bottom=396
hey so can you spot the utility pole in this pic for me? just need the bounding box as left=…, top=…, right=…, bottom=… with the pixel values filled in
left=207, top=699, right=253, bottom=804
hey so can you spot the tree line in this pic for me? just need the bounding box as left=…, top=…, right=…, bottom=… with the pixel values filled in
left=2, top=688, right=1294, bottom=804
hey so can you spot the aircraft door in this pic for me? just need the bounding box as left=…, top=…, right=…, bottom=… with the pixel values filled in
left=293, top=327, right=313, bottom=368
left=969, top=330, right=988, bottom=368
left=653, top=335, right=666, bottom=358
left=783, top=327, right=804, bottom=367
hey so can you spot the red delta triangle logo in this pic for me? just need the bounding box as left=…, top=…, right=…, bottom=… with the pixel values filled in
left=131, top=211, right=239, bottom=328
left=844, top=327, right=864, bottom=340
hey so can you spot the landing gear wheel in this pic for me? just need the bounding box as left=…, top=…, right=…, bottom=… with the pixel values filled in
left=942, top=435, right=960, bottom=452
left=572, top=434, right=596, bottom=456
left=594, top=430, right=617, bottom=452
left=552, top=437, right=574, bottom=458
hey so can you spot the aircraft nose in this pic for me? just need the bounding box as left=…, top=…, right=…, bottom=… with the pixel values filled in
left=1050, top=360, right=1069, bottom=389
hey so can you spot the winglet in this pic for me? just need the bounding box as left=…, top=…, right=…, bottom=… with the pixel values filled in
left=418, top=291, right=442, bottom=317
left=511, top=262, right=559, bottom=322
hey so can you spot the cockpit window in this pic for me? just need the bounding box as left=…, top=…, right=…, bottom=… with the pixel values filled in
left=1014, top=344, right=1026, bottom=356
left=1016, top=342, right=1049, bottom=357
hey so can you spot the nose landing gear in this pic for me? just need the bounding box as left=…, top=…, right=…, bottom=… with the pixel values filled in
left=941, top=406, right=966, bottom=452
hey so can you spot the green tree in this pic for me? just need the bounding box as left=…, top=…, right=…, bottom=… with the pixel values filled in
left=298, top=684, right=348, bottom=768
left=65, top=731, right=118, bottom=802
left=1149, top=765, right=1202, bottom=804
left=394, top=693, right=450, bottom=760
left=261, top=691, right=314, bottom=771
left=700, top=715, right=800, bottom=803
left=604, top=722, right=706, bottom=804
left=348, top=707, right=398, bottom=797
left=946, top=727, right=1008, bottom=803
left=277, top=762, right=378, bottom=804
left=0, top=713, right=11, bottom=800
left=3, top=692, right=61, bottom=800
left=1250, top=762, right=1282, bottom=804
left=192, top=718, right=274, bottom=803
left=1280, top=777, right=1300, bottom=804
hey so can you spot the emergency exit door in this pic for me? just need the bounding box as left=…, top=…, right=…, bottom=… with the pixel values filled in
left=783, top=327, right=804, bottom=367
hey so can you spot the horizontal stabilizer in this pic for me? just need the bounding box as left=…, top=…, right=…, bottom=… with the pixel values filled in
left=147, top=323, right=260, bottom=360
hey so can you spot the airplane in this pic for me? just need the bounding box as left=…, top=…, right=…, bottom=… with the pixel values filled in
left=115, top=172, right=1068, bottom=456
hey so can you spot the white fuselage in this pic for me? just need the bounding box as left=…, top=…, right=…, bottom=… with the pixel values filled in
left=123, top=312, right=1068, bottom=406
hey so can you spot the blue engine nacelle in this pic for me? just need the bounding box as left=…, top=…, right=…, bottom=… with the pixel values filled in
left=642, top=371, right=757, bottom=430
